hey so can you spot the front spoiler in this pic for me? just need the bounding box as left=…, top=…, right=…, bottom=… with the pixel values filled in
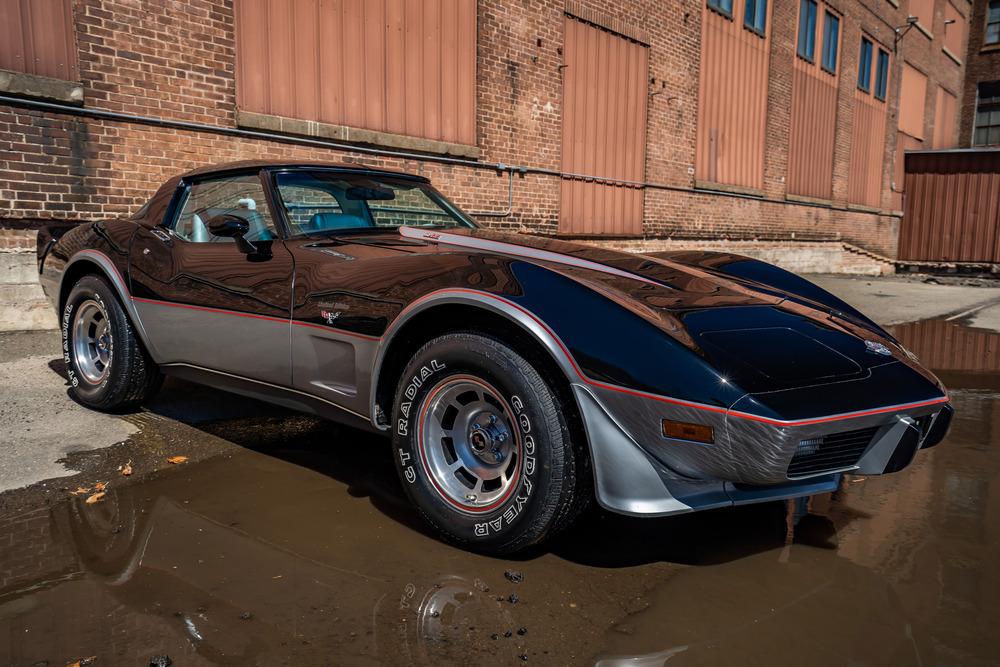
left=572, top=383, right=952, bottom=517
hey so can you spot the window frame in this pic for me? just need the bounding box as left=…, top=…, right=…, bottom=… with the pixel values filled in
left=744, top=0, right=767, bottom=36
left=707, top=0, right=735, bottom=19
left=986, top=0, right=1000, bottom=46
left=858, top=37, right=874, bottom=93
left=797, top=0, right=819, bottom=62
left=820, top=10, right=840, bottom=74
left=973, top=81, right=1000, bottom=146
left=874, top=48, right=890, bottom=101
left=166, top=171, right=281, bottom=244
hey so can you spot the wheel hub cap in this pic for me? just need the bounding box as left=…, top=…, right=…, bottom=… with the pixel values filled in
left=72, top=299, right=112, bottom=385
left=418, top=376, right=522, bottom=512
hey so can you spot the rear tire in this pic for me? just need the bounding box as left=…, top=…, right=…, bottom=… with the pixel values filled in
left=62, top=274, right=162, bottom=410
left=390, top=332, right=585, bottom=554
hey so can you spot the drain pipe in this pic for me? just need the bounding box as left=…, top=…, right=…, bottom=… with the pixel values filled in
left=466, top=166, right=519, bottom=218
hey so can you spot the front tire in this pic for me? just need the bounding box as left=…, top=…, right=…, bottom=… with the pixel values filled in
left=62, top=274, right=162, bottom=410
left=391, top=332, right=584, bottom=554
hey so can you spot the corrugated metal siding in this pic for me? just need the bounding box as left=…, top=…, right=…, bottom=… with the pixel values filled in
left=847, top=89, right=888, bottom=207
left=899, top=150, right=1000, bottom=262
left=695, top=1, right=772, bottom=190
left=0, top=0, right=77, bottom=81
left=932, top=86, right=958, bottom=149
left=894, top=319, right=1000, bottom=374
left=787, top=60, right=839, bottom=199
left=899, top=63, right=927, bottom=140
left=559, top=16, right=647, bottom=235
left=235, top=0, right=477, bottom=146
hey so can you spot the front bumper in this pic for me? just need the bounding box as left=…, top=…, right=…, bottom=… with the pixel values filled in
left=572, top=382, right=952, bottom=517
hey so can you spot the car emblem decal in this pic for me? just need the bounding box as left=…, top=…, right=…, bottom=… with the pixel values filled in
left=864, top=340, right=893, bottom=356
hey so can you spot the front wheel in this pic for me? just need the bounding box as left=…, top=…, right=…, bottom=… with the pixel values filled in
left=390, top=332, right=586, bottom=554
left=62, top=274, right=162, bottom=410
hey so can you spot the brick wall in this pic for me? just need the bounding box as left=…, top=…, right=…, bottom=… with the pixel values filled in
left=959, top=0, right=1000, bottom=145
left=0, top=0, right=970, bottom=259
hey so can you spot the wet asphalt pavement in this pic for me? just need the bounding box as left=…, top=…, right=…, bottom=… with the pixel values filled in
left=1, top=318, right=999, bottom=665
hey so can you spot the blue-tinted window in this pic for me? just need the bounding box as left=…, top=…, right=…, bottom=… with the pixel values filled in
left=707, top=0, right=734, bottom=17
left=874, top=49, right=889, bottom=100
left=797, top=0, right=818, bottom=61
left=858, top=37, right=873, bottom=92
left=744, top=0, right=767, bottom=35
left=821, top=12, right=839, bottom=73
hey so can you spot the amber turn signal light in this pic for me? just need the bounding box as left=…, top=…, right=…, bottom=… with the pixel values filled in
left=661, top=419, right=715, bottom=444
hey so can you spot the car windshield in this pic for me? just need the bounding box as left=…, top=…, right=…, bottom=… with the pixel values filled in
left=274, top=171, right=477, bottom=236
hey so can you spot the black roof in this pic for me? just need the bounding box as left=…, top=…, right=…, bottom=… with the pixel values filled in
left=180, top=159, right=428, bottom=181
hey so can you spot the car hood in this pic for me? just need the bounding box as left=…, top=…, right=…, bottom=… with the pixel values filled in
left=322, top=226, right=936, bottom=392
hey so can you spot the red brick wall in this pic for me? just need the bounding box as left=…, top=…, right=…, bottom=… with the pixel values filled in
left=959, top=0, right=1000, bottom=145
left=0, top=0, right=970, bottom=258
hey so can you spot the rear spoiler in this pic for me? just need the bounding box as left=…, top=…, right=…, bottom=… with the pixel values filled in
left=35, top=222, right=79, bottom=273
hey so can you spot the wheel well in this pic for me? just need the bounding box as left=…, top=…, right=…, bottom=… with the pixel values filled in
left=374, top=304, right=581, bottom=434
left=58, top=259, right=108, bottom=314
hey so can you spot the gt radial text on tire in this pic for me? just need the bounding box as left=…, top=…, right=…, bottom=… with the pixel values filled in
left=391, top=332, right=584, bottom=553
left=62, top=274, right=163, bottom=410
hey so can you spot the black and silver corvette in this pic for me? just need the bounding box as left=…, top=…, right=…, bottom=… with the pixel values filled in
left=36, top=161, right=953, bottom=553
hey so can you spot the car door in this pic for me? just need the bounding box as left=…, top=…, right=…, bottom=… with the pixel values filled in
left=129, top=171, right=295, bottom=386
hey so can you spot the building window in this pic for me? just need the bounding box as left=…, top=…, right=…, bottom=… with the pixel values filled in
left=821, top=12, right=840, bottom=72
left=798, top=0, right=818, bottom=61
left=708, top=0, right=734, bottom=18
left=858, top=37, right=873, bottom=92
left=974, top=81, right=1000, bottom=146
left=874, top=49, right=890, bottom=100
left=744, top=0, right=767, bottom=34
left=986, top=1, right=1000, bottom=45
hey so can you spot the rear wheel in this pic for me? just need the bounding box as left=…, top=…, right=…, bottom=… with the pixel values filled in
left=391, top=332, right=586, bottom=554
left=63, top=274, right=162, bottom=410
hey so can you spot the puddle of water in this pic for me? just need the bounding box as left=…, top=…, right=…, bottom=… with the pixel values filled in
left=0, top=319, right=998, bottom=666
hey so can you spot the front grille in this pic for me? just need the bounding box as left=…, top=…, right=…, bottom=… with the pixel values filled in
left=787, top=426, right=880, bottom=477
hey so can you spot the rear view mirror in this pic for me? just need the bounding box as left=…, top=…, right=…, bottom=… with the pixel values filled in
left=206, top=214, right=256, bottom=254
left=345, top=186, right=395, bottom=201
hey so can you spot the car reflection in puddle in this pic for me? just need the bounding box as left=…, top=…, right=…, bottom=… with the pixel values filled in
left=0, top=317, right=998, bottom=666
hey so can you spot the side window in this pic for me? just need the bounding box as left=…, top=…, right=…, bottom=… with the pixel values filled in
left=172, top=174, right=277, bottom=243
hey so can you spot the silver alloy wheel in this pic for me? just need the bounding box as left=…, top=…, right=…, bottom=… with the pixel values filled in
left=72, top=299, right=113, bottom=384
left=418, top=376, right=522, bottom=512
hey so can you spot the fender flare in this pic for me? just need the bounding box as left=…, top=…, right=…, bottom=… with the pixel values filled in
left=368, top=288, right=678, bottom=515
left=369, top=289, right=581, bottom=428
left=61, top=250, right=160, bottom=360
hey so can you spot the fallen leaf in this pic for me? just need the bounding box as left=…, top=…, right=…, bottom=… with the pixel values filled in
left=69, top=486, right=91, bottom=496
left=85, top=491, right=106, bottom=505
left=120, top=462, right=133, bottom=476
left=166, top=456, right=188, bottom=465
left=93, top=481, right=107, bottom=491
left=66, top=658, right=96, bottom=667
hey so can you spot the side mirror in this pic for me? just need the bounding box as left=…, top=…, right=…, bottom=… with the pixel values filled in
left=206, top=214, right=256, bottom=254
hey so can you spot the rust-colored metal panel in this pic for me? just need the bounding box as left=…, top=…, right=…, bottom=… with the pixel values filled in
left=899, top=150, right=1000, bottom=263
left=695, top=0, right=772, bottom=190
left=894, top=319, right=1000, bottom=374
left=899, top=63, right=927, bottom=140
left=559, top=16, right=647, bottom=236
left=235, top=0, right=476, bottom=146
left=788, top=60, right=839, bottom=199
left=0, top=0, right=76, bottom=81
left=943, top=1, right=966, bottom=57
left=932, top=86, right=958, bottom=149
left=847, top=89, right=888, bottom=208
left=908, top=0, right=934, bottom=27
